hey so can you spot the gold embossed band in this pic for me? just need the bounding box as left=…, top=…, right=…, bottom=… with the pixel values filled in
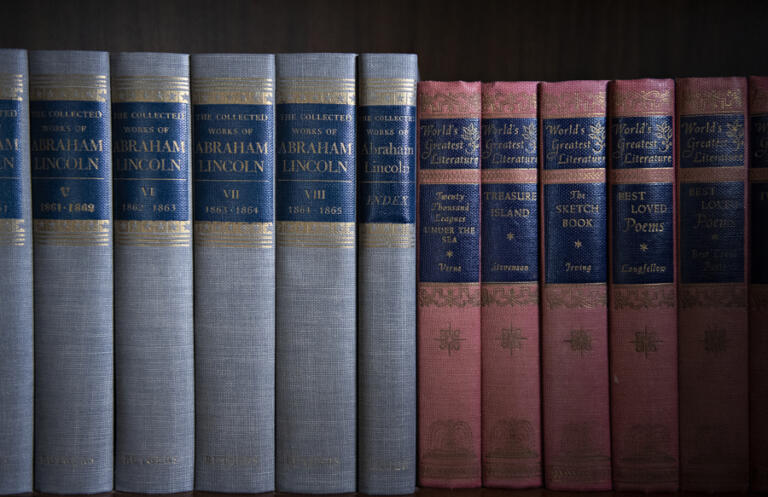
left=481, top=91, right=536, bottom=119
left=542, top=283, right=607, bottom=310
left=611, top=88, right=673, bottom=117
left=359, top=223, right=415, bottom=249
left=419, top=91, right=481, bottom=119
left=0, top=218, right=27, bottom=246
left=30, top=74, right=107, bottom=103
left=750, top=168, right=768, bottom=182
left=191, top=77, right=273, bottom=106
left=115, top=220, right=191, bottom=247
left=360, top=78, right=416, bottom=107
left=276, top=221, right=355, bottom=248
left=678, top=87, right=744, bottom=116
left=112, top=76, right=190, bottom=104
left=541, top=91, right=606, bottom=119
left=194, top=221, right=273, bottom=248
left=0, top=73, right=24, bottom=101
left=276, top=77, right=355, bottom=105
left=33, top=219, right=110, bottom=246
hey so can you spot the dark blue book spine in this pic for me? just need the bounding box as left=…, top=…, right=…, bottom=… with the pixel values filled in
left=111, top=52, right=194, bottom=494
left=29, top=50, right=114, bottom=494
left=357, top=53, right=417, bottom=495
left=0, top=49, right=33, bottom=496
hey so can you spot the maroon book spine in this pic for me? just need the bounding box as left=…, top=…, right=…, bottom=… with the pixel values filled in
left=677, top=77, right=749, bottom=492
left=749, top=75, right=768, bottom=491
left=539, top=80, right=611, bottom=491
left=608, top=79, right=679, bottom=491
left=417, top=81, right=482, bottom=488
left=480, top=82, right=541, bottom=488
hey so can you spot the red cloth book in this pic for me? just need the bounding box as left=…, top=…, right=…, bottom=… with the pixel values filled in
left=539, top=80, right=612, bottom=490
left=676, top=77, right=749, bottom=492
left=608, top=79, right=679, bottom=491
left=749, top=75, right=768, bottom=491
left=480, top=81, right=541, bottom=488
left=417, top=81, right=482, bottom=488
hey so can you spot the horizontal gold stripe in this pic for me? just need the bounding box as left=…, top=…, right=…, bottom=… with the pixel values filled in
left=112, top=76, right=188, bottom=81
left=192, top=90, right=273, bottom=105
left=542, top=168, right=605, bottom=184
left=678, top=166, right=745, bottom=183
left=0, top=219, right=26, bottom=234
left=277, top=221, right=355, bottom=248
left=750, top=168, right=768, bottom=182
left=115, top=220, right=191, bottom=234
left=277, top=90, right=355, bottom=105
left=419, top=282, right=480, bottom=287
left=112, top=89, right=189, bottom=104
left=117, top=242, right=190, bottom=247
left=33, top=219, right=110, bottom=233
left=610, top=167, right=674, bottom=184
left=481, top=168, right=537, bottom=184
left=360, top=90, right=416, bottom=106
left=194, top=221, right=274, bottom=247
left=30, top=87, right=107, bottom=103
left=481, top=90, right=537, bottom=118
left=359, top=223, right=415, bottom=248
left=542, top=282, right=607, bottom=310
left=419, top=168, right=479, bottom=185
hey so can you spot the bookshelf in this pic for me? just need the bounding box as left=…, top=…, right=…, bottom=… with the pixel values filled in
left=2, top=0, right=765, bottom=496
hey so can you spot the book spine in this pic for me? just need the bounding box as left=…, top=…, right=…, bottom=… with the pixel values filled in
left=111, top=52, right=194, bottom=493
left=0, top=49, right=32, bottom=496
left=357, top=54, right=417, bottom=495
left=748, top=75, right=768, bottom=491
left=417, top=81, right=482, bottom=488
left=676, top=77, right=749, bottom=492
left=608, top=79, right=679, bottom=491
left=275, top=53, right=357, bottom=494
left=191, top=54, right=275, bottom=493
left=29, top=50, right=114, bottom=494
left=480, top=81, right=541, bottom=488
left=539, top=80, right=611, bottom=491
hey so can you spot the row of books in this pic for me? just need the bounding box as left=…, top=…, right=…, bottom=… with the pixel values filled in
left=0, top=48, right=765, bottom=495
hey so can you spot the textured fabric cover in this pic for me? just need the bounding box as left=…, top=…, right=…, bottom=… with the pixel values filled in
left=608, top=78, right=679, bottom=491
left=112, top=52, right=194, bottom=494
left=357, top=53, right=418, bottom=495
left=0, top=48, right=33, bottom=496
left=275, top=53, right=357, bottom=494
left=29, top=50, right=114, bottom=494
left=191, top=53, right=276, bottom=493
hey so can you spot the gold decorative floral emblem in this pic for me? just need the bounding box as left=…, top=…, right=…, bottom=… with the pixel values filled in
left=588, top=122, right=606, bottom=154
left=654, top=121, right=673, bottom=152
left=462, top=123, right=480, bottom=155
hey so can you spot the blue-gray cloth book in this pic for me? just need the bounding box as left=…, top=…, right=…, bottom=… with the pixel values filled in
left=357, top=53, right=418, bottom=495
left=111, top=51, right=194, bottom=494
left=191, top=53, right=276, bottom=493
left=29, top=49, right=114, bottom=494
left=275, top=52, right=357, bottom=494
left=0, top=48, right=33, bottom=496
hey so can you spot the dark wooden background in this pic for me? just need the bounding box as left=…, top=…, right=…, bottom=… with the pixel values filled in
left=1, top=0, right=767, bottom=82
